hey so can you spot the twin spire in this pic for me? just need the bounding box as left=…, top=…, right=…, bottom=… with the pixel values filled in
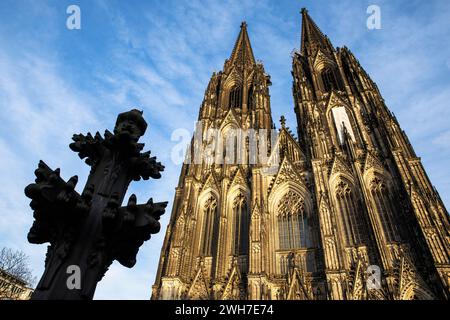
left=228, top=9, right=331, bottom=65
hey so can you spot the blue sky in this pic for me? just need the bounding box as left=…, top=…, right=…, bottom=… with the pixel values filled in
left=0, top=0, right=449, bottom=299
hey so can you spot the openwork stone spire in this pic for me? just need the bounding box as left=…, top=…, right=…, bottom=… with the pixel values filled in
left=227, top=21, right=256, bottom=70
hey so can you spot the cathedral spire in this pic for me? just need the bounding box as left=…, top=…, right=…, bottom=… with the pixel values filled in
left=300, top=8, right=333, bottom=55
left=228, top=21, right=256, bottom=67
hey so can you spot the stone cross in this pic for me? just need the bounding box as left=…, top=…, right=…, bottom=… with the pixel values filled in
left=25, top=109, right=167, bottom=300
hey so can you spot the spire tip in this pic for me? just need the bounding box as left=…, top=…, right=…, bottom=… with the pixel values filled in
left=280, top=115, right=286, bottom=128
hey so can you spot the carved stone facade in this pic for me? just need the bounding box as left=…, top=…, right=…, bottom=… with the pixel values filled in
left=0, top=269, right=33, bottom=300
left=152, top=10, right=449, bottom=300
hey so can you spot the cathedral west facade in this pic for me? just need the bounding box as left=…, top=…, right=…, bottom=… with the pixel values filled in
left=151, top=9, right=449, bottom=300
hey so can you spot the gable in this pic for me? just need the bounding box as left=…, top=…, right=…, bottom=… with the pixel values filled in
left=187, top=266, right=210, bottom=300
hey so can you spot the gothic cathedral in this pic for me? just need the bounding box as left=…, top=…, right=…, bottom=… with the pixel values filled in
left=152, top=9, right=449, bottom=300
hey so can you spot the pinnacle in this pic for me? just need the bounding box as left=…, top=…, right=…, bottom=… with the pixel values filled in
left=280, top=115, right=286, bottom=128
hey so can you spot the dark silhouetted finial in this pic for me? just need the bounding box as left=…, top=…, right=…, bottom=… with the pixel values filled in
left=280, top=115, right=286, bottom=128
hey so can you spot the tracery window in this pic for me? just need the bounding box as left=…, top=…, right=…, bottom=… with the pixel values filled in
left=233, top=193, right=248, bottom=255
left=247, top=86, right=254, bottom=109
left=331, top=106, right=356, bottom=143
left=277, top=191, right=311, bottom=249
left=321, top=68, right=341, bottom=92
left=201, top=196, right=219, bottom=256
left=228, top=86, right=242, bottom=109
left=370, top=177, right=397, bottom=243
left=335, top=180, right=365, bottom=246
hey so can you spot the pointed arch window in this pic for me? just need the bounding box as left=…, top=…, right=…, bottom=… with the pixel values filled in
left=233, top=193, right=248, bottom=255
left=228, top=85, right=242, bottom=109
left=370, top=177, right=397, bottom=243
left=331, top=106, right=356, bottom=144
left=201, top=196, right=219, bottom=256
left=321, top=68, right=341, bottom=92
left=335, top=180, right=365, bottom=246
left=277, top=191, right=311, bottom=249
left=247, top=86, right=254, bottom=109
